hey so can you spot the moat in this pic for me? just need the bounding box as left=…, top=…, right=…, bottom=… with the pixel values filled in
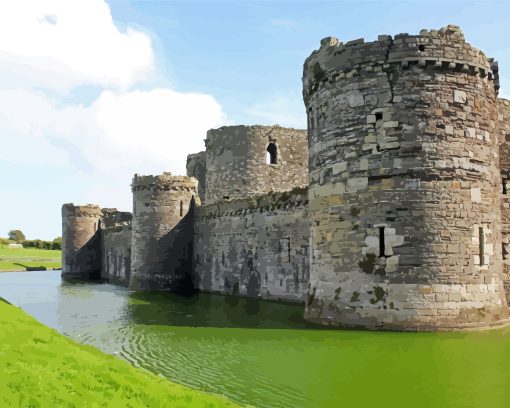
left=2, top=270, right=510, bottom=407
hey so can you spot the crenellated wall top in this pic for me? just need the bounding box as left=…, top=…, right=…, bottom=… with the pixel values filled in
left=131, top=173, right=199, bottom=193
left=62, top=203, right=102, bottom=218
left=303, top=25, right=497, bottom=103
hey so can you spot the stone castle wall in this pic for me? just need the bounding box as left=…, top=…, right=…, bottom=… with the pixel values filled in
left=100, top=208, right=132, bottom=285
left=205, top=125, right=308, bottom=204
left=129, top=173, right=199, bottom=291
left=186, top=151, right=206, bottom=203
left=61, top=24, right=510, bottom=331
left=499, top=98, right=510, bottom=299
left=193, top=188, right=309, bottom=302
left=61, top=204, right=102, bottom=280
left=303, top=25, right=509, bottom=330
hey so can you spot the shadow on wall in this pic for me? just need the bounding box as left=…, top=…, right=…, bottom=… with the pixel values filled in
left=126, top=290, right=323, bottom=330
left=157, top=198, right=196, bottom=294
left=63, top=229, right=102, bottom=281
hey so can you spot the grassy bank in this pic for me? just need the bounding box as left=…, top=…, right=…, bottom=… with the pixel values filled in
left=0, top=247, right=61, bottom=271
left=0, top=298, right=239, bottom=407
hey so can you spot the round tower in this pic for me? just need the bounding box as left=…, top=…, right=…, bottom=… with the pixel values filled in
left=303, top=25, right=509, bottom=330
left=204, top=125, right=308, bottom=205
left=129, top=172, right=199, bottom=291
left=61, top=203, right=102, bottom=280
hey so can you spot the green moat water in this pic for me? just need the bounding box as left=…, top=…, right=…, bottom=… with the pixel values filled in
left=1, top=270, right=510, bottom=407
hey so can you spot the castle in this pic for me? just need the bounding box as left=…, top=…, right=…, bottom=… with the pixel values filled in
left=62, top=25, right=510, bottom=331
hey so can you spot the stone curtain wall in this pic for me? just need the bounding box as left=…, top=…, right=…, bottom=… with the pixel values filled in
left=61, top=204, right=102, bottom=280
left=100, top=209, right=132, bottom=286
left=204, top=125, right=308, bottom=205
left=193, top=188, right=309, bottom=303
left=499, top=98, right=510, bottom=301
left=186, top=152, right=206, bottom=203
left=129, top=173, right=199, bottom=291
left=303, top=25, right=509, bottom=330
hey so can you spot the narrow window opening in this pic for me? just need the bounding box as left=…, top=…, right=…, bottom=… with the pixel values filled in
left=503, top=243, right=508, bottom=261
left=223, top=195, right=229, bottom=200
left=418, top=44, right=425, bottom=52
left=503, top=179, right=508, bottom=194
left=379, top=227, right=386, bottom=258
left=287, top=237, right=291, bottom=262
left=180, top=200, right=183, bottom=217
left=266, top=143, right=277, bottom=165
left=479, top=227, right=485, bottom=265
left=375, top=112, right=383, bottom=121
left=94, top=222, right=97, bottom=231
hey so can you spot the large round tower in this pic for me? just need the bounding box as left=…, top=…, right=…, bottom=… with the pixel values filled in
left=129, top=173, right=199, bottom=291
left=61, top=203, right=102, bottom=280
left=204, top=125, right=308, bottom=204
left=303, top=25, right=509, bottom=330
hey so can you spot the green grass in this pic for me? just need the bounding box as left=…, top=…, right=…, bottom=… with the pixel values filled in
left=0, top=246, right=61, bottom=271
left=0, top=298, right=239, bottom=408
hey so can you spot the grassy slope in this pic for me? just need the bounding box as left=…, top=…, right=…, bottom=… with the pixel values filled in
left=0, top=247, right=61, bottom=271
left=0, top=299, right=239, bottom=408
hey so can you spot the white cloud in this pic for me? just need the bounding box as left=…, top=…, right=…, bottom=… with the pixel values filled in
left=0, top=0, right=154, bottom=92
left=0, top=87, right=225, bottom=199
left=0, top=1, right=227, bottom=238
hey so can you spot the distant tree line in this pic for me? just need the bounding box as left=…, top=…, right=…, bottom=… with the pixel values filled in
left=1, top=230, right=62, bottom=250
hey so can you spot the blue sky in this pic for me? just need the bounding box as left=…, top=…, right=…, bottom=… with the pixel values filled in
left=1, top=0, right=509, bottom=240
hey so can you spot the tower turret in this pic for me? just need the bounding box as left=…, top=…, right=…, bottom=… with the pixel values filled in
left=129, top=172, right=199, bottom=291
left=303, top=25, right=509, bottom=330
left=61, top=203, right=102, bottom=280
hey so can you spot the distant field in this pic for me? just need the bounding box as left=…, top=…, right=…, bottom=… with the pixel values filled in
left=0, top=246, right=61, bottom=272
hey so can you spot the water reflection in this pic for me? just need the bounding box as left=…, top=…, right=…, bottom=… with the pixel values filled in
left=126, top=291, right=317, bottom=329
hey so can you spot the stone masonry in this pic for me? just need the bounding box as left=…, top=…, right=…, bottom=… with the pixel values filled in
left=499, top=98, right=510, bottom=296
left=204, top=125, right=308, bottom=204
left=129, top=173, right=199, bottom=291
left=61, top=204, right=102, bottom=280
left=303, top=24, right=509, bottom=330
left=186, top=152, right=206, bottom=203
left=62, top=25, right=510, bottom=331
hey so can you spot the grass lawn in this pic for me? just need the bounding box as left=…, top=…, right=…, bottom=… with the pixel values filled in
left=0, top=298, right=239, bottom=407
left=0, top=246, right=61, bottom=272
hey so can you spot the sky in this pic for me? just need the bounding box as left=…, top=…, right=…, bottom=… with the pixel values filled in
left=1, top=0, right=510, bottom=240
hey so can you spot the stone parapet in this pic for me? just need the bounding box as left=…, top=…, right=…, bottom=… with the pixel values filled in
left=303, top=25, right=497, bottom=106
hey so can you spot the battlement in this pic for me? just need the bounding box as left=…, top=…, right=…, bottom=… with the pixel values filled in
left=303, top=25, right=497, bottom=104
left=131, top=173, right=198, bottom=194
left=101, top=208, right=132, bottom=229
left=62, top=203, right=102, bottom=218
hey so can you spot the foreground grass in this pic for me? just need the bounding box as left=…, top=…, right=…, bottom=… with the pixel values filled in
left=0, top=247, right=61, bottom=271
left=0, top=299, right=239, bottom=407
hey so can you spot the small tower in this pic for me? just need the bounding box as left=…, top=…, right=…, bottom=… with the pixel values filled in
left=129, top=172, right=199, bottom=291
left=61, top=203, right=102, bottom=280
